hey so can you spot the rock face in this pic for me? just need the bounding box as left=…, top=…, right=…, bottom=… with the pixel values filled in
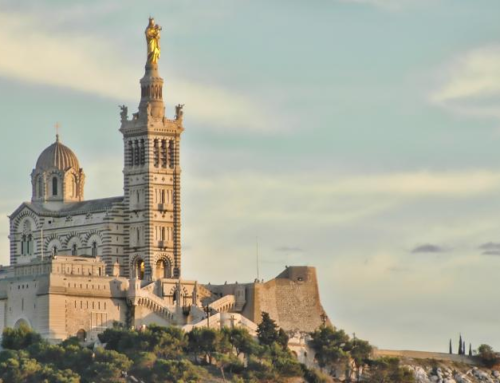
left=405, top=363, right=500, bottom=383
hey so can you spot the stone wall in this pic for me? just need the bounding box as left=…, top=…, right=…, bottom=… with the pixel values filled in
left=243, top=266, right=328, bottom=333
left=373, top=349, right=480, bottom=365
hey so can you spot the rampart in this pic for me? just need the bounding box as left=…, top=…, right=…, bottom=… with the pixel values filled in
left=373, top=349, right=480, bottom=365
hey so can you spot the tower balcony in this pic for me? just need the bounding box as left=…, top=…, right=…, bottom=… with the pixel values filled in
left=157, top=203, right=174, bottom=212
left=157, top=240, right=173, bottom=249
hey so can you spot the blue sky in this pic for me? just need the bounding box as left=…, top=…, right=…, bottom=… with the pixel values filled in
left=1, top=0, right=500, bottom=352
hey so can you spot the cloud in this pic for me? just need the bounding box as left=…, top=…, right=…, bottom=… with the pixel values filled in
left=183, top=169, right=500, bottom=231
left=338, top=0, right=438, bottom=11
left=411, top=244, right=445, bottom=253
left=275, top=246, right=304, bottom=253
left=479, top=242, right=500, bottom=250
left=478, top=242, right=500, bottom=256
left=430, top=45, right=500, bottom=119
left=0, top=11, right=271, bottom=133
left=482, top=250, right=500, bottom=256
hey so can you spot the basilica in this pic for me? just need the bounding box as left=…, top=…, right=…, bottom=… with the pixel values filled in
left=2, top=19, right=328, bottom=345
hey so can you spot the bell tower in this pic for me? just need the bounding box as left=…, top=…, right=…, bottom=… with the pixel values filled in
left=120, top=18, right=184, bottom=280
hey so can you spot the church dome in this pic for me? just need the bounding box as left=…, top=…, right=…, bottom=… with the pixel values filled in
left=35, top=136, right=80, bottom=172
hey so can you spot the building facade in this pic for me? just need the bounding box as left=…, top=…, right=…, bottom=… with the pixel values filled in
left=1, top=19, right=328, bottom=343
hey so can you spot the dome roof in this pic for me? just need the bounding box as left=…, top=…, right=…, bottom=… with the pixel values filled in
left=35, top=135, right=80, bottom=172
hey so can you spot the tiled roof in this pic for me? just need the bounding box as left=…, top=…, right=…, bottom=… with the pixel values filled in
left=35, top=136, right=80, bottom=172
left=21, top=196, right=124, bottom=217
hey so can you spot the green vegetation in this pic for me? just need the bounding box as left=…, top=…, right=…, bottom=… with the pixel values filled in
left=477, top=344, right=499, bottom=367
left=0, top=314, right=324, bottom=383
left=0, top=314, right=420, bottom=382
left=309, top=325, right=373, bottom=382
left=365, top=357, right=416, bottom=383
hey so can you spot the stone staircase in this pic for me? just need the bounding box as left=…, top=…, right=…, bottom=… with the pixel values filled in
left=208, top=294, right=236, bottom=313
left=128, top=279, right=177, bottom=323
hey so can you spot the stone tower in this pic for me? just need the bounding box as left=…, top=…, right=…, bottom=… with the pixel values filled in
left=120, top=18, right=184, bottom=280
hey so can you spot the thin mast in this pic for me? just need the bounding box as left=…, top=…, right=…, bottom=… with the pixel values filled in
left=256, top=236, right=260, bottom=280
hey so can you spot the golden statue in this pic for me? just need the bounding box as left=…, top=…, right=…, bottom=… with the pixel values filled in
left=145, top=17, right=161, bottom=64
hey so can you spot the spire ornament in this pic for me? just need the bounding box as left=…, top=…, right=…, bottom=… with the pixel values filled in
left=145, top=18, right=162, bottom=64
left=55, top=122, right=60, bottom=142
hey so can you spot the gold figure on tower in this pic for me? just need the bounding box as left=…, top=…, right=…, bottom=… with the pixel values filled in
left=145, top=17, right=161, bottom=64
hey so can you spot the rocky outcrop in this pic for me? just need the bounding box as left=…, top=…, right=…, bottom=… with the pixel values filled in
left=405, top=363, right=500, bottom=383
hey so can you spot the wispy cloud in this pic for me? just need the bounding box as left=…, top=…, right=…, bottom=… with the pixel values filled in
left=479, top=242, right=500, bottom=256
left=430, top=45, right=500, bottom=120
left=0, top=11, right=272, bottom=133
left=184, top=169, right=500, bottom=229
left=338, top=0, right=438, bottom=11
left=275, top=246, right=304, bottom=253
left=411, top=244, right=446, bottom=254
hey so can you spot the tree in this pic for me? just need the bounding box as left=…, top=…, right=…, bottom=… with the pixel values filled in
left=224, top=327, right=258, bottom=358
left=186, top=327, right=221, bottom=364
left=347, top=337, right=373, bottom=381
left=477, top=344, right=499, bottom=367
left=449, top=339, right=452, bottom=354
left=469, top=343, right=472, bottom=357
left=257, top=312, right=281, bottom=346
left=309, top=326, right=350, bottom=375
left=367, top=357, right=415, bottom=383
left=83, top=348, right=133, bottom=383
left=151, top=359, right=205, bottom=383
left=1, top=324, right=42, bottom=351
left=458, top=334, right=463, bottom=355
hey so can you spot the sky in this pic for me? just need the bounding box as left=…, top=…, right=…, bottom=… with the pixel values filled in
left=1, top=0, right=500, bottom=352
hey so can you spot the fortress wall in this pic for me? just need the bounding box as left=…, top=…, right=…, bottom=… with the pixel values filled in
left=374, top=349, right=480, bottom=365
left=246, top=267, right=327, bottom=333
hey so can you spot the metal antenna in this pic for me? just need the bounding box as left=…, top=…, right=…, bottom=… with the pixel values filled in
left=256, top=236, right=260, bottom=280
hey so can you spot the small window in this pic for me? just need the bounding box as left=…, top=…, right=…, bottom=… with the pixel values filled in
left=52, top=177, right=58, bottom=196
left=91, top=242, right=97, bottom=257
left=72, top=244, right=77, bottom=256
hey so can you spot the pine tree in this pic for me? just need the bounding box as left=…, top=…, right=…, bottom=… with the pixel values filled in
left=469, top=343, right=472, bottom=356
left=458, top=334, right=463, bottom=355
left=463, top=340, right=466, bottom=356
left=449, top=339, right=453, bottom=354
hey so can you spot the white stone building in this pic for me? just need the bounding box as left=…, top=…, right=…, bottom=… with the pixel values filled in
left=1, top=19, right=329, bottom=344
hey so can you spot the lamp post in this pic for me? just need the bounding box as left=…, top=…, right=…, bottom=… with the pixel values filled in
left=203, top=305, right=211, bottom=328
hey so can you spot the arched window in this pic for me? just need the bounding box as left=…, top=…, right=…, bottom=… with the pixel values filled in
left=128, top=141, right=134, bottom=167
left=52, top=177, right=58, bottom=196
left=91, top=242, right=97, bottom=257
left=71, top=175, right=77, bottom=198
left=72, top=244, right=77, bottom=256
left=161, top=140, right=167, bottom=168
left=37, top=176, right=43, bottom=198
left=21, top=235, right=26, bottom=255
left=136, top=259, right=145, bottom=280
left=76, top=329, right=86, bottom=341
left=27, top=235, right=33, bottom=255
left=168, top=140, right=175, bottom=168
left=156, top=259, right=170, bottom=279
left=140, top=139, right=145, bottom=165
left=153, top=139, right=159, bottom=167
left=52, top=246, right=58, bottom=256
left=134, top=140, right=140, bottom=166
